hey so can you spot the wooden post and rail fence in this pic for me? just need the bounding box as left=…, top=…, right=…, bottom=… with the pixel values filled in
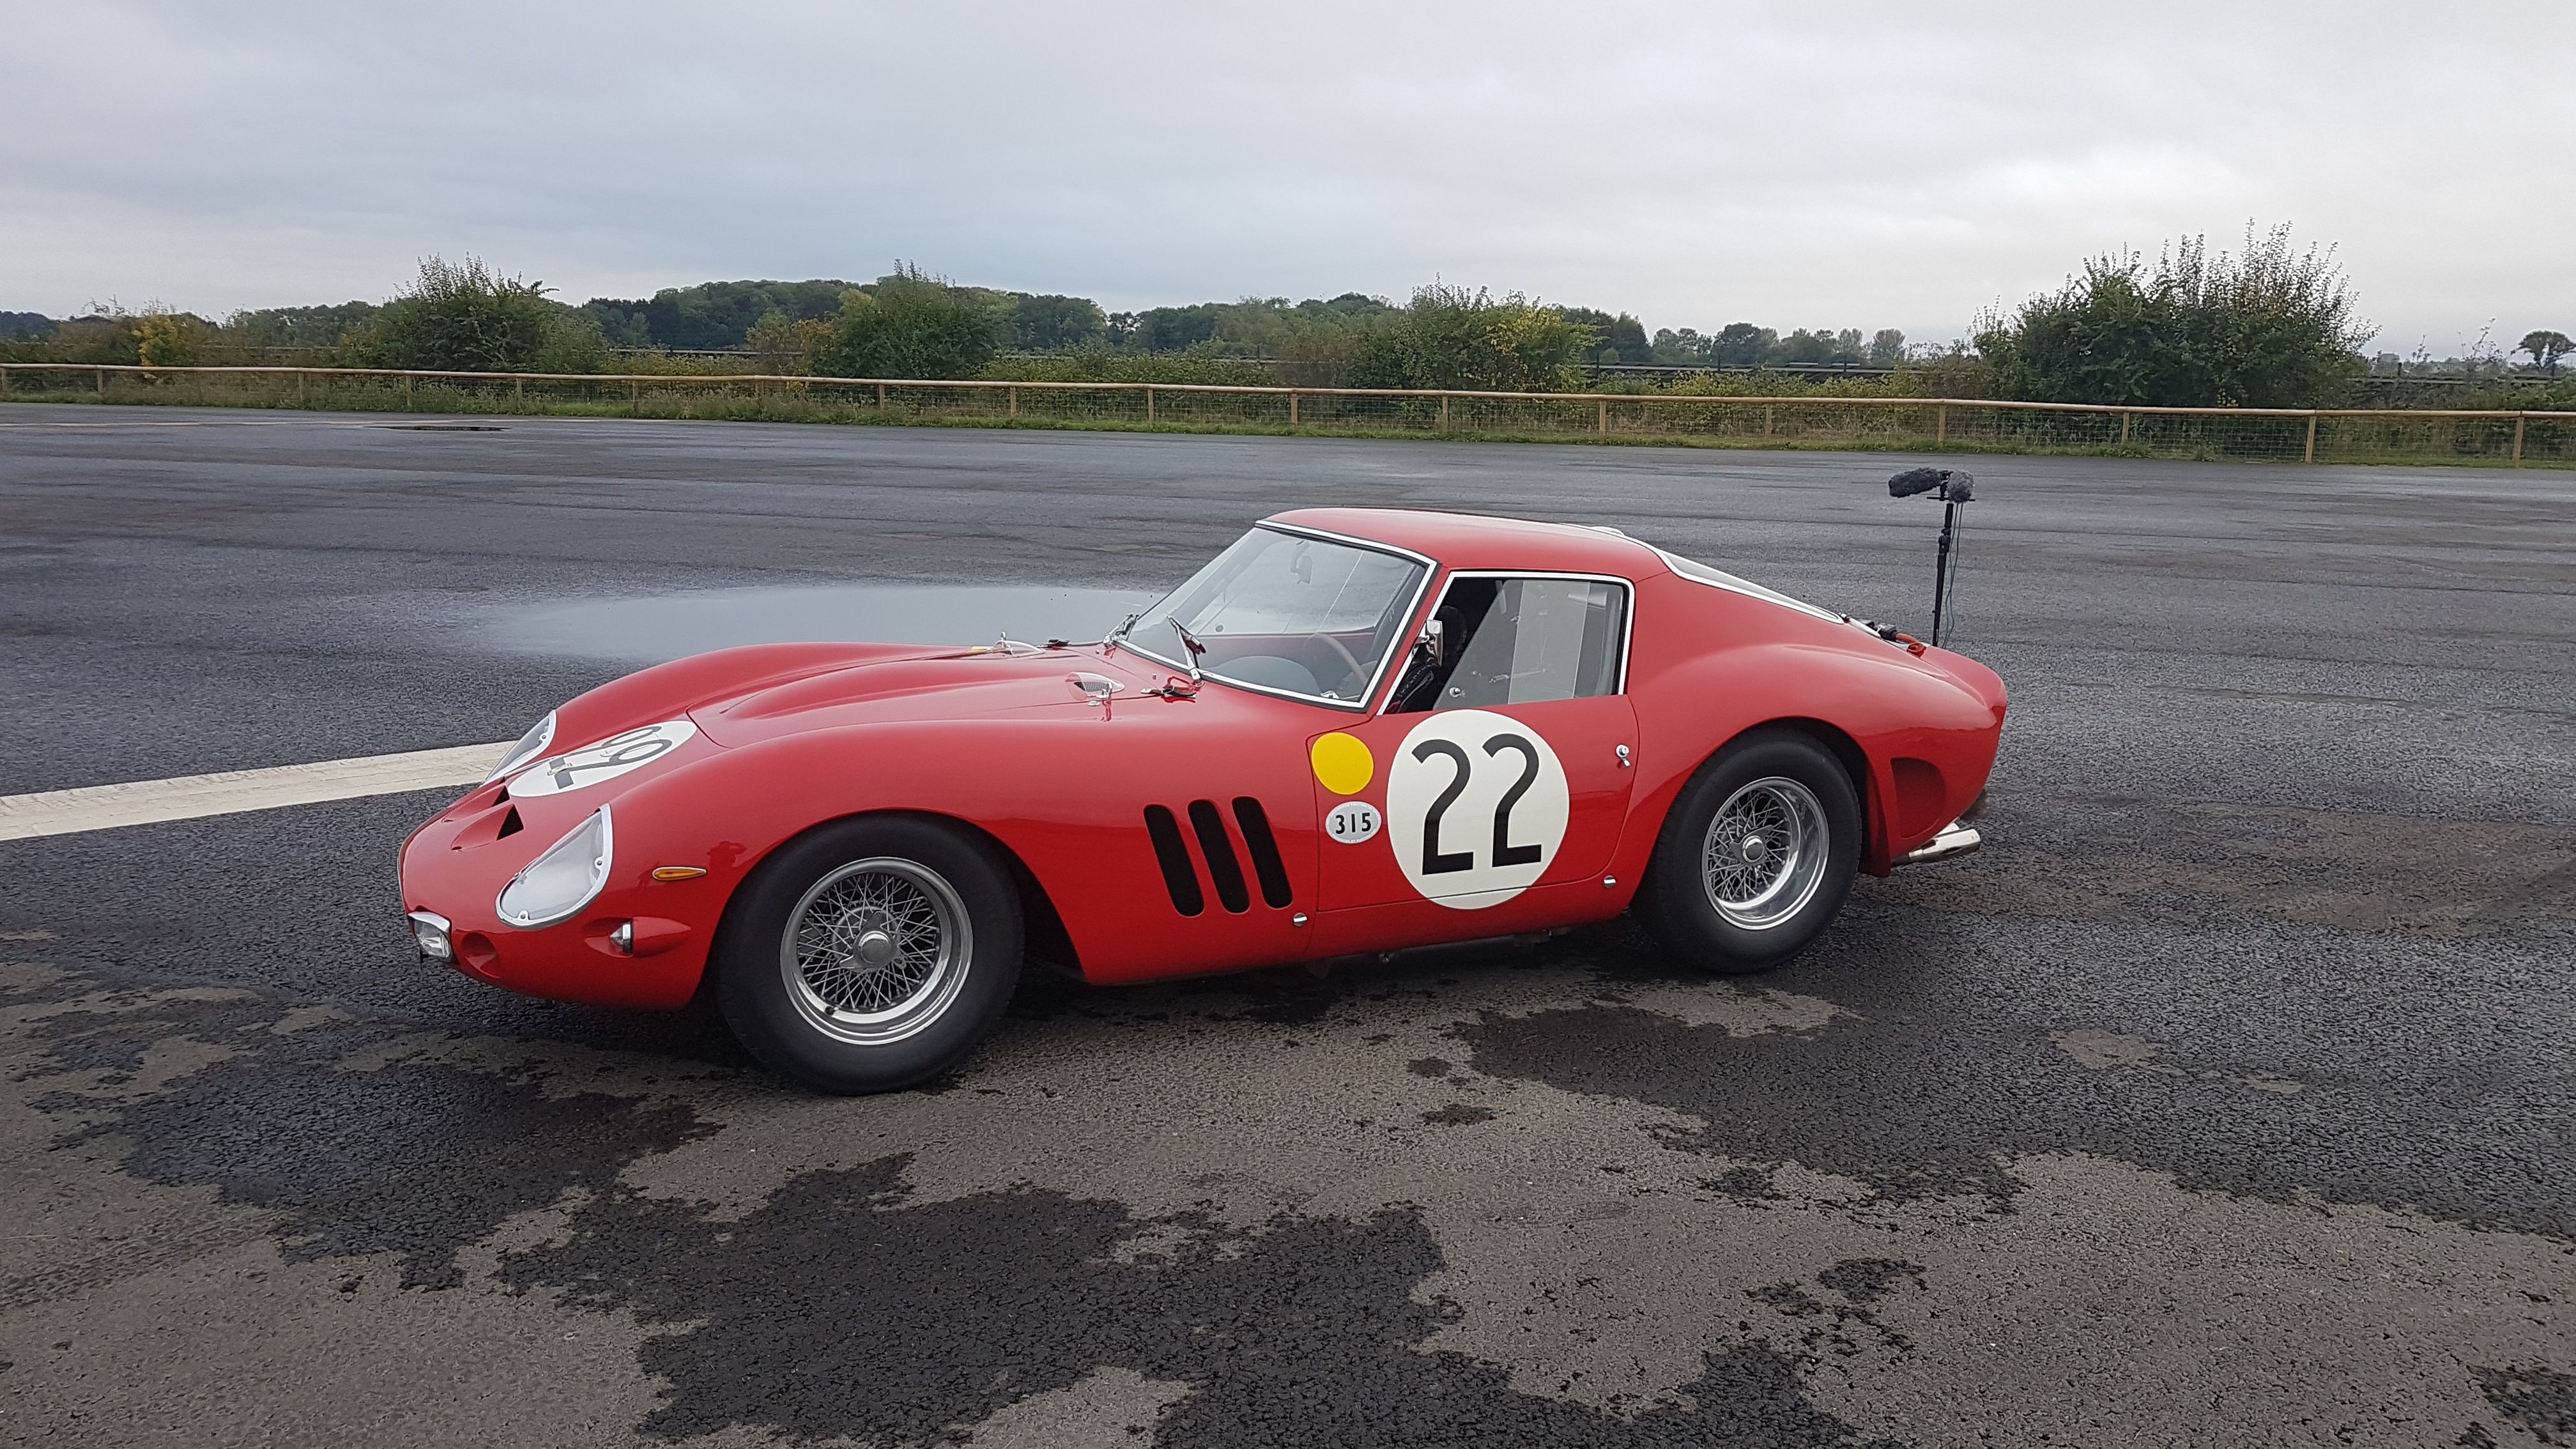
left=0, top=362, right=2568, bottom=466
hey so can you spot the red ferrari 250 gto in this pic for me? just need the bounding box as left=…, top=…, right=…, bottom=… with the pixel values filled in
left=401, top=509, right=2004, bottom=1092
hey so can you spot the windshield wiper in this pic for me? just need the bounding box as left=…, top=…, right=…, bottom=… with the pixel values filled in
left=1164, top=615, right=1208, bottom=681
left=1104, top=611, right=1142, bottom=655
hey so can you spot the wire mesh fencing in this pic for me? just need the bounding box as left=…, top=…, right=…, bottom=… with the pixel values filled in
left=2, top=364, right=2570, bottom=466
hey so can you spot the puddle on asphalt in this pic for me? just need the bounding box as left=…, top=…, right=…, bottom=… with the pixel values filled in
left=482, top=583, right=1160, bottom=664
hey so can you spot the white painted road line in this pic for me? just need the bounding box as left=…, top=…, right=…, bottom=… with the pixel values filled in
left=0, top=742, right=511, bottom=841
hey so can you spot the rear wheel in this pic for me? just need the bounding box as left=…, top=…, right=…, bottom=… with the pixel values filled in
left=715, top=816, right=1022, bottom=1094
left=1637, top=730, right=1861, bottom=974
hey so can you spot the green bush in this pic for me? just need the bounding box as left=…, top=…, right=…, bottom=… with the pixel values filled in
left=133, top=311, right=210, bottom=367
left=1975, top=225, right=2370, bottom=407
left=811, top=266, right=997, bottom=379
left=357, top=256, right=604, bottom=374
left=1347, top=285, right=1596, bottom=392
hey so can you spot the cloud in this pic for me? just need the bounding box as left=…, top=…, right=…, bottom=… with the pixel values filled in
left=3, top=0, right=2567, bottom=346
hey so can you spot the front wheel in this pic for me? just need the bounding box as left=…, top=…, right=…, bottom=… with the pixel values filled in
left=714, top=816, right=1023, bottom=1094
left=1637, top=730, right=1861, bottom=974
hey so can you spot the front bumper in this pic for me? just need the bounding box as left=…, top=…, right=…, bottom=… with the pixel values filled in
left=399, top=781, right=712, bottom=1010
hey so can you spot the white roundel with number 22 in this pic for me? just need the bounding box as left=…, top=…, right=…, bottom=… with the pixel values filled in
left=1386, top=709, right=1570, bottom=910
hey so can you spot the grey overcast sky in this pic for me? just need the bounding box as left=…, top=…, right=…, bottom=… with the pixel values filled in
left=4, top=1, right=2569, bottom=351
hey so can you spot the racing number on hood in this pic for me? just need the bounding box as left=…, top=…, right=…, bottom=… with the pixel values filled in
left=506, top=719, right=698, bottom=797
left=1388, top=709, right=1569, bottom=910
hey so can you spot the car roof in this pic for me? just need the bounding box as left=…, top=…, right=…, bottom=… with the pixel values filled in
left=1264, top=507, right=1669, bottom=578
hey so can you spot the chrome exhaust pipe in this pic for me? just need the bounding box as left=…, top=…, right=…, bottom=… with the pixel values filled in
left=1896, top=818, right=1982, bottom=866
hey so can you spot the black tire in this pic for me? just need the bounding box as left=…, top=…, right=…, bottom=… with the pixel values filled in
left=1636, top=729, right=1862, bottom=974
left=714, top=815, right=1023, bottom=1094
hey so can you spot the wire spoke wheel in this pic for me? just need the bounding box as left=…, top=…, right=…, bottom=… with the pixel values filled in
left=1700, top=776, right=1830, bottom=931
left=779, top=857, right=972, bottom=1046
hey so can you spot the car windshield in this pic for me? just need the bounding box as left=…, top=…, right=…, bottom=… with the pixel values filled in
left=1130, top=526, right=1429, bottom=705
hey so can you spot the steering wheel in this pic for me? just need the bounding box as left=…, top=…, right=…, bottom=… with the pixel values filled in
left=1312, top=632, right=1367, bottom=696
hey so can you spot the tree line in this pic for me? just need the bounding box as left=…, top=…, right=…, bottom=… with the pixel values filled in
left=5, top=228, right=2566, bottom=407
left=0, top=261, right=1918, bottom=392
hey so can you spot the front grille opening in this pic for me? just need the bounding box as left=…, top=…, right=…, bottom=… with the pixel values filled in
left=1186, top=799, right=1252, bottom=914
left=1230, top=797, right=1294, bottom=908
left=1142, top=806, right=1205, bottom=916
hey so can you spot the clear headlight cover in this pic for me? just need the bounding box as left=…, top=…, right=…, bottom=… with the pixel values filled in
left=484, top=710, right=558, bottom=785
left=496, top=806, right=613, bottom=928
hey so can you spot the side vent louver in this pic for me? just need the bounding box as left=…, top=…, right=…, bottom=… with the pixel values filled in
left=1143, top=806, right=1205, bottom=916
left=1146, top=798, right=1296, bottom=917
left=1231, top=797, right=1294, bottom=908
left=1187, top=800, right=1252, bottom=914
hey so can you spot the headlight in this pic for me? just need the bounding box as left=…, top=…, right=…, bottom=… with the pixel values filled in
left=496, top=806, right=613, bottom=928
left=484, top=710, right=558, bottom=785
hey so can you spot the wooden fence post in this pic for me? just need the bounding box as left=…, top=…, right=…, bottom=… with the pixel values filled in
left=2511, top=413, right=2526, bottom=466
left=2119, top=410, right=2133, bottom=446
left=1439, top=394, right=1450, bottom=433
left=0, top=367, right=10, bottom=396
left=629, top=379, right=640, bottom=410
left=294, top=370, right=305, bottom=403
left=515, top=376, right=525, bottom=407
left=402, top=374, right=413, bottom=407
left=1146, top=387, right=1156, bottom=424
left=1597, top=400, right=1608, bottom=436
left=1289, top=390, right=1299, bottom=427
left=2303, top=413, right=2318, bottom=464
left=1763, top=404, right=1773, bottom=438
left=1935, top=405, right=1947, bottom=446
left=1008, top=387, right=1018, bottom=418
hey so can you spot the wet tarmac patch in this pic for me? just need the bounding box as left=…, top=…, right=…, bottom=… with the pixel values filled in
left=2472, top=1363, right=2576, bottom=1444
left=1454, top=922, right=2576, bottom=1240
left=475, top=582, right=1156, bottom=663
left=19, top=975, right=717, bottom=1291
left=4, top=956, right=1920, bottom=1446
left=500, top=1153, right=1910, bottom=1448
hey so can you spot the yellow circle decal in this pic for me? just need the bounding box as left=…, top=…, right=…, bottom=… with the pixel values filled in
left=1310, top=732, right=1374, bottom=795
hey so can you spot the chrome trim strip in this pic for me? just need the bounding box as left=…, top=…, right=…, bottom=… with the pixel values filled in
left=1894, top=818, right=1982, bottom=866
left=1123, top=521, right=1438, bottom=714
left=1650, top=546, right=1846, bottom=625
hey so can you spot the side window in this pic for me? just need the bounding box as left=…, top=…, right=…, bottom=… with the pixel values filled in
left=1388, top=576, right=1627, bottom=714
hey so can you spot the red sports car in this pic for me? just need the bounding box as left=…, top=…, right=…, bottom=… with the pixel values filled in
left=401, top=509, right=2004, bottom=1092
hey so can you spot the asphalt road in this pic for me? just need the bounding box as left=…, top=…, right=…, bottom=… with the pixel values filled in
left=2, top=404, right=2571, bottom=1448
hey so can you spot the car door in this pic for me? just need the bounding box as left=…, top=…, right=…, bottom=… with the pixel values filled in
left=1305, top=572, right=1637, bottom=954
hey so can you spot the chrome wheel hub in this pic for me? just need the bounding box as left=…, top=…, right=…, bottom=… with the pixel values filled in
left=779, top=858, right=972, bottom=1046
left=1701, top=776, right=1830, bottom=931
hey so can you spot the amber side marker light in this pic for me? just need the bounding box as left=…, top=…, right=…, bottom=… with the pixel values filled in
left=651, top=866, right=709, bottom=882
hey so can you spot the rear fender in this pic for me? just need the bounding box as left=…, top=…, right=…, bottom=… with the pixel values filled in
left=1614, top=641, right=2002, bottom=883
